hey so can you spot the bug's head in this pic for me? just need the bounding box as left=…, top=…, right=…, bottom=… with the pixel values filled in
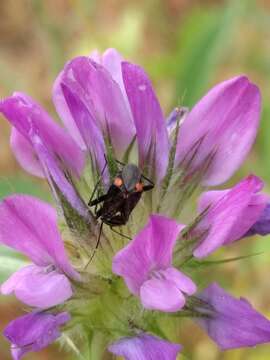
left=121, top=164, right=142, bottom=193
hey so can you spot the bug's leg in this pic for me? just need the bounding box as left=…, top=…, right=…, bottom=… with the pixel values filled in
left=89, top=194, right=108, bottom=207
left=114, top=159, right=126, bottom=167
left=141, top=173, right=154, bottom=186
left=142, top=184, right=154, bottom=192
left=84, top=221, right=104, bottom=269
left=109, top=226, right=132, bottom=240
left=88, top=158, right=108, bottom=206
left=141, top=173, right=154, bottom=192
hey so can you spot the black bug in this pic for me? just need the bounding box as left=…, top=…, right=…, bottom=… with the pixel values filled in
left=87, top=160, right=154, bottom=262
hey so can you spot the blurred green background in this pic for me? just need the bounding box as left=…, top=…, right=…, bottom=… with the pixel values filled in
left=1, top=0, right=270, bottom=359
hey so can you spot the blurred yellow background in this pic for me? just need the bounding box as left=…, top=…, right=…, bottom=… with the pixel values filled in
left=1, top=0, right=270, bottom=359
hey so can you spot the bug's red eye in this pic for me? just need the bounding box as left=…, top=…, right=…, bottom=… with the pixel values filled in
left=114, top=177, right=123, bottom=187
left=135, top=182, right=144, bottom=192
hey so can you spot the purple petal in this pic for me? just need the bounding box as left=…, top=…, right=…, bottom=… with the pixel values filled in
left=11, top=346, right=27, bottom=360
left=59, top=56, right=135, bottom=156
left=122, top=62, right=170, bottom=181
left=193, top=175, right=267, bottom=258
left=166, top=107, right=188, bottom=135
left=112, top=215, right=183, bottom=295
left=10, top=127, right=44, bottom=177
left=140, top=277, right=186, bottom=312
left=1, top=264, right=72, bottom=308
left=0, top=194, right=79, bottom=279
left=108, top=334, right=182, bottom=360
left=175, top=76, right=261, bottom=186
left=0, top=93, right=84, bottom=177
left=197, top=283, right=270, bottom=350
left=61, top=83, right=108, bottom=176
left=4, top=311, right=70, bottom=359
left=31, top=133, right=91, bottom=221
left=245, top=203, right=270, bottom=237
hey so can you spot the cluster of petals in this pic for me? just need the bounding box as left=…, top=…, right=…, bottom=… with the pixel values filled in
left=193, top=174, right=269, bottom=258
left=1, top=47, right=270, bottom=359
left=0, top=194, right=79, bottom=308
left=113, top=215, right=196, bottom=312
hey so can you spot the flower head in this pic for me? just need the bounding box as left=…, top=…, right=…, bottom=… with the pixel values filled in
left=0, top=48, right=269, bottom=358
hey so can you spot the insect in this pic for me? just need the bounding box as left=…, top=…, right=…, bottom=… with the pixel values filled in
left=87, top=160, right=154, bottom=262
left=89, top=161, right=154, bottom=227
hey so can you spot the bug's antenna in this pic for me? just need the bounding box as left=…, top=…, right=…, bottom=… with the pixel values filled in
left=88, top=158, right=108, bottom=205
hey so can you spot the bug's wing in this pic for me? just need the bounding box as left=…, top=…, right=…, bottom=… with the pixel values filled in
left=123, top=192, right=142, bottom=219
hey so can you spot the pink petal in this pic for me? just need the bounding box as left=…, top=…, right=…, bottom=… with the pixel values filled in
left=160, top=267, right=197, bottom=296
left=175, top=76, right=261, bottom=186
left=101, top=48, right=131, bottom=113
left=53, top=69, right=86, bottom=149
left=199, top=182, right=268, bottom=245
left=61, top=83, right=108, bottom=177
left=112, top=215, right=183, bottom=295
left=0, top=93, right=84, bottom=177
left=31, top=133, right=90, bottom=221
left=0, top=194, right=79, bottom=279
left=10, top=127, right=44, bottom=178
left=194, top=175, right=267, bottom=258
left=1, top=264, right=72, bottom=308
left=122, top=62, right=170, bottom=182
left=140, top=277, right=186, bottom=312
left=89, top=49, right=101, bottom=63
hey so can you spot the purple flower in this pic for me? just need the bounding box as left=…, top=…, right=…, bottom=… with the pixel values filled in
left=175, top=76, right=261, bottom=186
left=0, top=93, right=84, bottom=178
left=0, top=194, right=79, bottom=308
left=0, top=47, right=268, bottom=357
left=4, top=311, right=70, bottom=360
left=108, top=333, right=182, bottom=360
left=195, top=283, right=270, bottom=350
left=112, top=215, right=196, bottom=312
left=192, top=175, right=268, bottom=258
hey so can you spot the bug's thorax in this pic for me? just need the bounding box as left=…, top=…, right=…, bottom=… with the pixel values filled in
left=113, top=164, right=143, bottom=196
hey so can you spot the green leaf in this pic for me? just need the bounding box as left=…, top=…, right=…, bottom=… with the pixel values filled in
left=183, top=252, right=263, bottom=270
left=173, top=1, right=247, bottom=107
left=0, top=176, right=51, bottom=201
